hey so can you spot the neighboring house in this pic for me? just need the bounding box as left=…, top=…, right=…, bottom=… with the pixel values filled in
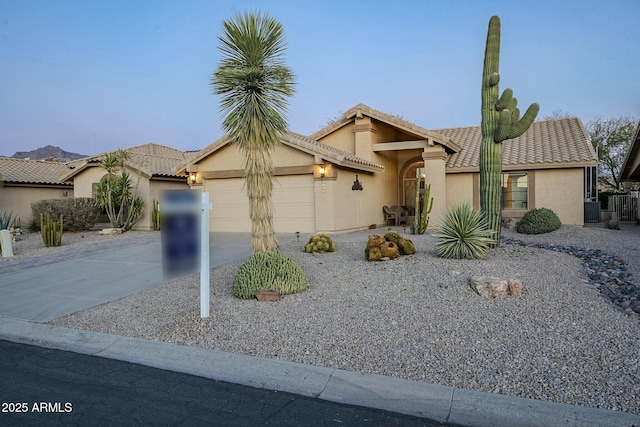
left=180, top=103, right=597, bottom=234
left=0, top=157, right=74, bottom=226
left=621, top=120, right=640, bottom=189
left=63, top=143, right=191, bottom=230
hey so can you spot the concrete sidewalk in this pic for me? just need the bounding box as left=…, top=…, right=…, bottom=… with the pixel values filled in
left=1, top=318, right=638, bottom=427
left=1, top=229, right=639, bottom=426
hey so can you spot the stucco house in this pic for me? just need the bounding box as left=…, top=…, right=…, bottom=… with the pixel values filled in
left=621, top=120, right=640, bottom=189
left=0, top=157, right=74, bottom=226
left=63, top=143, right=191, bottom=230
left=181, top=103, right=597, bottom=234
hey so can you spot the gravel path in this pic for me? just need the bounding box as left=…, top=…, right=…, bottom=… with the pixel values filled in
left=43, top=224, right=640, bottom=415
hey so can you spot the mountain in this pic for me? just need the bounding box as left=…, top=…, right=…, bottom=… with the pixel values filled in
left=10, top=145, right=88, bottom=162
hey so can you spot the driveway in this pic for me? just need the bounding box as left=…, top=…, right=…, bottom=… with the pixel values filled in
left=0, top=232, right=265, bottom=322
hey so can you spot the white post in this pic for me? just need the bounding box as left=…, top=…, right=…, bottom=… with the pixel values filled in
left=1, top=229, right=13, bottom=258
left=200, top=192, right=211, bottom=318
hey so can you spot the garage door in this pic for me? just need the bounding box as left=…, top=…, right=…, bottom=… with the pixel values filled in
left=205, top=175, right=315, bottom=233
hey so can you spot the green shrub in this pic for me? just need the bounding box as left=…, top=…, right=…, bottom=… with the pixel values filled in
left=435, top=203, right=495, bottom=259
left=303, top=233, right=335, bottom=253
left=31, top=198, right=101, bottom=232
left=604, top=220, right=620, bottom=230
left=516, top=207, right=561, bottom=235
left=232, top=252, right=309, bottom=299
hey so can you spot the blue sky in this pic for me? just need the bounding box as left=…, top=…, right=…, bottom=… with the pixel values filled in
left=1, top=0, right=639, bottom=157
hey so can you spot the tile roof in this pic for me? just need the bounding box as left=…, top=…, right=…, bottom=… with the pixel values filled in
left=181, top=132, right=384, bottom=173
left=437, top=117, right=597, bottom=170
left=66, top=143, right=191, bottom=180
left=284, top=132, right=384, bottom=171
left=311, top=103, right=461, bottom=153
left=0, top=157, right=73, bottom=185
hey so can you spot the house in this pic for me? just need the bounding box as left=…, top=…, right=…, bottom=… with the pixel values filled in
left=180, top=103, right=597, bottom=234
left=63, top=143, right=192, bottom=230
left=621, top=120, right=640, bottom=190
left=0, top=157, right=74, bottom=226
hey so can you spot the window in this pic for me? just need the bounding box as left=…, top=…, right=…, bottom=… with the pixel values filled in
left=501, top=172, right=527, bottom=209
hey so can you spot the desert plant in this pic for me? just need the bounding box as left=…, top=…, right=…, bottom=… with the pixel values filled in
left=95, top=150, right=145, bottom=231
left=211, top=11, right=295, bottom=252
left=232, top=252, right=309, bottom=299
left=435, top=203, right=495, bottom=259
left=303, top=233, right=335, bottom=253
left=152, top=199, right=161, bottom=231
left=410, top=179, right=433, bottom=235
left=0, top=211, right=13, bottom=230
left=479, top=16, right=539, bottom=246
left=516, top=208, right=561, bottom=234
left=31, top=198, right=101, bottom=232
left=384, top=231, right=415, bottom=255
left=604, top=220, right=620, bottom=230
left=40, top=213, right=63, bottom=247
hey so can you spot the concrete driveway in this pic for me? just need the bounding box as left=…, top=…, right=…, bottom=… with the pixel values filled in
left=0, top=232, right=267, bottom=322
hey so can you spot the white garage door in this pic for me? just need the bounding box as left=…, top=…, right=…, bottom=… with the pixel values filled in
left=205, top=175, right=315, bottom=233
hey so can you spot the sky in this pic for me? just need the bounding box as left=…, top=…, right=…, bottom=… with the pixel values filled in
left=1, top=0, right=639, bottom=157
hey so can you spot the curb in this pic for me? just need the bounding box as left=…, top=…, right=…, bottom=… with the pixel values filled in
left=1, top=318, right=639, bottom=427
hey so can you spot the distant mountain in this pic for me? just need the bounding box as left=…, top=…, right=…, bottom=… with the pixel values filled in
left=10, top=145, right=88, bottom=162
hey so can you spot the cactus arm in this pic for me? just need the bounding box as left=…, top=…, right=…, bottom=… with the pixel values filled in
left=507, top=102, right=540, bottom=139
left=495, top=88, right=513, bottom=110
left=495, top=109, right=512, bottom=143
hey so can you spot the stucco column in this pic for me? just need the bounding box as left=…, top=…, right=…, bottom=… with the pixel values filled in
left=422, top=146, right=447, bottom=228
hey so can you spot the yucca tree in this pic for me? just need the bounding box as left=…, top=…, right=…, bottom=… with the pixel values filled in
left=211, top=11, right=295, bottom=252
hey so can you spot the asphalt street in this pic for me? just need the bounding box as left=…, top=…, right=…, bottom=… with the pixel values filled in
left=0, top=340, right=454, bottom=427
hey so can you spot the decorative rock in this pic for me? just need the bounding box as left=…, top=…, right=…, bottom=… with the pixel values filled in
left=507, top=280, right=523, bottom=296
left=469, top=276, right=523, bottom=299
left=502, top=236, right=640, bottom=316
left=256, top=290, right=280, bottom=302
left=98, top=228, right=124, bottom=235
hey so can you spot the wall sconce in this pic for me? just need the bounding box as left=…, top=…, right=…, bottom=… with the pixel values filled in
left=319, top=165, right=326, bottom=179
left=190, top=173, right=196, bottom=183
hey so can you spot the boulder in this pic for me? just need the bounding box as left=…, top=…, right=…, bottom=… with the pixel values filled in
left=469, top=276, right=524, bottom=299
left=98, top=228, right=124, bottom=235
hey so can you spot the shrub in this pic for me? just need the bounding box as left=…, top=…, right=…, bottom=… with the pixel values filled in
left=435, top=203, right=495, bottom=259
left=303, top=233, right=335, bottom=253
left=516, top=208, right=561, bottom=235
left=604, top=220, right=620, bottom=230
left=31, top=198, right=101, bottom=232
left=232, top=252, right=309, bottom=299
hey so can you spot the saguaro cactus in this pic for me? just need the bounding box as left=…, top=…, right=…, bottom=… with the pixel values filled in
left=480, top=15, right=539, bottom=246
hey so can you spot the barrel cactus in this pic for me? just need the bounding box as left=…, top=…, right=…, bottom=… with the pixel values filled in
left=303, top=233, right=335, bottom=253
left=480, top=16, right=539, bottom=246
left=365, top=232, right=415, bottom=261
left=232, top=252, right=309, bottom=299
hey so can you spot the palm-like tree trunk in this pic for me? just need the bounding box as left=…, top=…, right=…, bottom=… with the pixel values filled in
left=211, top=11, right=295, bottom=253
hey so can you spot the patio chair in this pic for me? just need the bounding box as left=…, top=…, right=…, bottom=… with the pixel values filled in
left=383, top=206, right=398, bottom=226
left=390, top=205, right=408, bottom=225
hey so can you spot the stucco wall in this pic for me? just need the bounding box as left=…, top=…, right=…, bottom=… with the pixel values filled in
left=317, top=125, right=355, bottom=154
left=445, top=173, right=475, bottom=210
left=0, top=185, right=71, bottom=227
left=533, top=168, right=584, bottom=225
left=73, top=166, right=107, bottom=198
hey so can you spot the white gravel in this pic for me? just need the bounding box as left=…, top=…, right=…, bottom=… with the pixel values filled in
left=44, top=224, right=640, bottom=415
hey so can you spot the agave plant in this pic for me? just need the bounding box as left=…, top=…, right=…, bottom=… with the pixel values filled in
left=0, top=210, right=13, bottom=230
left=435, top=203, right=496, bottom=259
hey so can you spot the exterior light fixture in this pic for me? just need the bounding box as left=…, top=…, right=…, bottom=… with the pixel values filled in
left=319, top=165, right=326, bottom=179
left=190, top=173, right=196, bottom=183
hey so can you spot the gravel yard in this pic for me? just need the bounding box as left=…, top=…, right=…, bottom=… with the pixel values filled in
left=35, top=224, right=640, bottom=415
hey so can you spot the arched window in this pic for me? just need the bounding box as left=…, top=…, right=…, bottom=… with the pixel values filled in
left=403, top=162, right=425, bottom=216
